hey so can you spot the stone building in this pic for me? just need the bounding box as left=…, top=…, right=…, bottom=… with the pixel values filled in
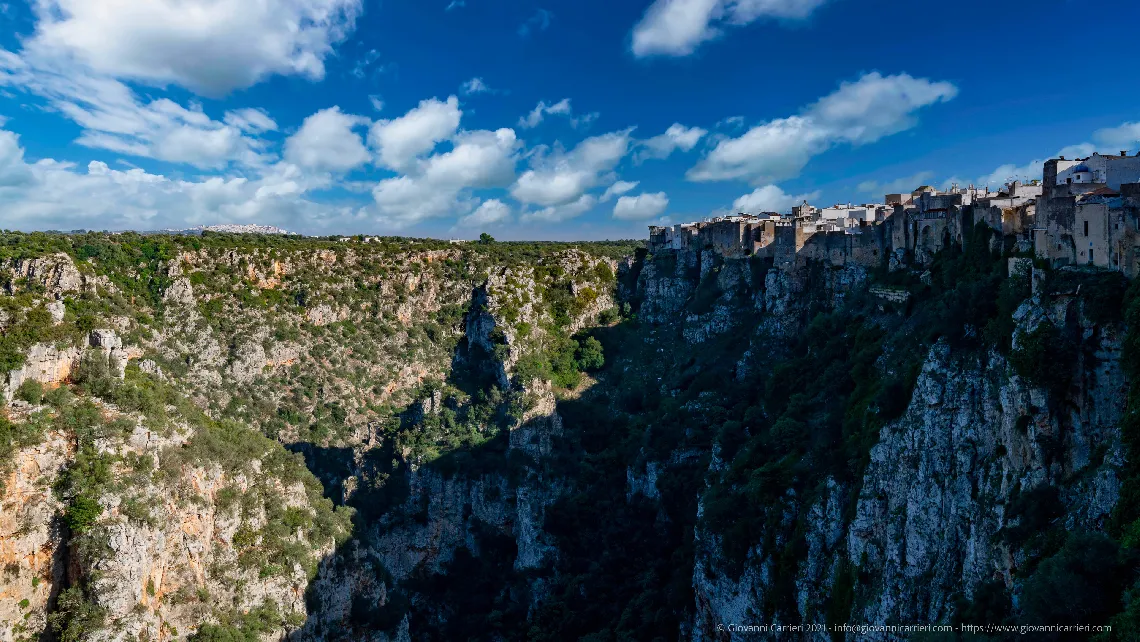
left=648, top=152, right=1140, bottom=280
left=1034, top=153, right=1140, bottom=275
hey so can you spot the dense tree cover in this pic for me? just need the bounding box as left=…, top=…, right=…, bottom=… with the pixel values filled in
left=1101, top=276, right=1140, bottom=639
left=0, top=229, right=640, bottom=266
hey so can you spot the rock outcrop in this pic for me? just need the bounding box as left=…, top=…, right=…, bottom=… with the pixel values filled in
left=0, top=429, right=70, bottom=642
left=7, top=253, right=85, bottom=298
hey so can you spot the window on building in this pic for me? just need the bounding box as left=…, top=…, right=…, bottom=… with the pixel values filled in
left=1084, top=221, right=1089, bottom=236
left=1090, top=249, right=1095, bottom=264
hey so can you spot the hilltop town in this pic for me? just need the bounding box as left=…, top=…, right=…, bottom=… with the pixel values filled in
left=649, top=151, right=1140, bottom=278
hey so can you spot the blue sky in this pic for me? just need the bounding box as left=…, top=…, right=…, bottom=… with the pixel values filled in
left=0, top=0, right=1138, bottom=239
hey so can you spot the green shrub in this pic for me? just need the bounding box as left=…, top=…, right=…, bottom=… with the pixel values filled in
left=1022, top=532, right=1131, bottom=630
left=73, top=351, right=118, bottom=399
left=549, top=335, right=581, bottom=389
left=1000, top=485, right=1062, bottom=548
left=42, top=385, right=73, bottom=408
left=14, top=379, right=44, bottom=404
left=575, top=336, right=604, bottom=371
left=189, top=601, right=283, bottom=642
left=1010, top=323, right=1077, bottom=402
left=49, top=587, right=106, bottom=642
left=64, top=495, right=103, bottom=534
left=121, top=497, right=157, bottom=527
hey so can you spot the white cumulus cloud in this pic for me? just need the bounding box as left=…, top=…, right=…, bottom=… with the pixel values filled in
left=284, top=106, right=371, bottom=173
left=689, top=72, right=957, bottom=185
left=732, top=185, right=820, bottom=213
left=636, top=123, right=707, bottom=162
left=1093, top=122, right=1140, bottom=151
left=613, top=192, right=669, bottom=220
left=461, top=77, right=493, bottom=95
left=456, top=199, right=512, bottom=228
left=371, top=127, right=521, bottom=225
left=0, top=130, right=36, bottom=187
left=631, top=0, right=828, bottom=58
left=522, top=194, right=597, bottom=223
left=511, top=129, right=633, bottom=209
left=25, top=0, right=362, bottom=96
left=0, top=49, right=274, bottom=169
left=224, top=108, right=278, bottom=134
left=0, top=126, right=353, bottom=232
left=369, top=96, right=462, bottom=171
left=518, top=98, right=597, bottom=130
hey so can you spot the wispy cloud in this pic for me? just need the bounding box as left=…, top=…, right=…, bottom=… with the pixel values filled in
left=518, top=98, right=597, bottom=130
left=445, top=0, right=466, bottom=10
left=716, top=115, right=746, bottom=131
left=461, top=77, right=494, bottom=95
left=635, top=123, right=707, bottom=162
left=631, top=0, right=829, bottom=58
left=518, top=8, right=553, bottom=37
left=856, top=171, right=935, bottom=195
left=350, top=49, right=394, bottom=81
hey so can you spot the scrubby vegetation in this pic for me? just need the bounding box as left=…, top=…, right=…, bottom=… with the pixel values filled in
left=189, top=601, right=299, bottom=642
left=6, top=226, right=1139, bottom=640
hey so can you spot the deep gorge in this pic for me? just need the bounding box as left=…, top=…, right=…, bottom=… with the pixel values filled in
left=0, top=229, right=1137, bottom=641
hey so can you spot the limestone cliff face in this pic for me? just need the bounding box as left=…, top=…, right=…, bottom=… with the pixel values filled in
left=0, top=341, right=345, bottom=641
left=154, top=247, right=474, bottom=413
left=298, top=259, right=590, bottom=640
left=848, top=297, right=1122, bottom=624
left=6, top=253, right=89, bottom=298
left=79, top=425, right=331, bottom=642
left=0, top=428, right=69, bottom=642
left=637, top=249, right=867, bottom=344
left=300, top=398, right=566, bottom=640
left=637, top=250, right=699, bottom=325
left=2, top=344, right=83, bottom=403
left=659, top=259, right=1127, bottom=640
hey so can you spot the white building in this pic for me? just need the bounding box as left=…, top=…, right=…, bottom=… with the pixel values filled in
left=1054, top=152, right=1140, bottom=189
